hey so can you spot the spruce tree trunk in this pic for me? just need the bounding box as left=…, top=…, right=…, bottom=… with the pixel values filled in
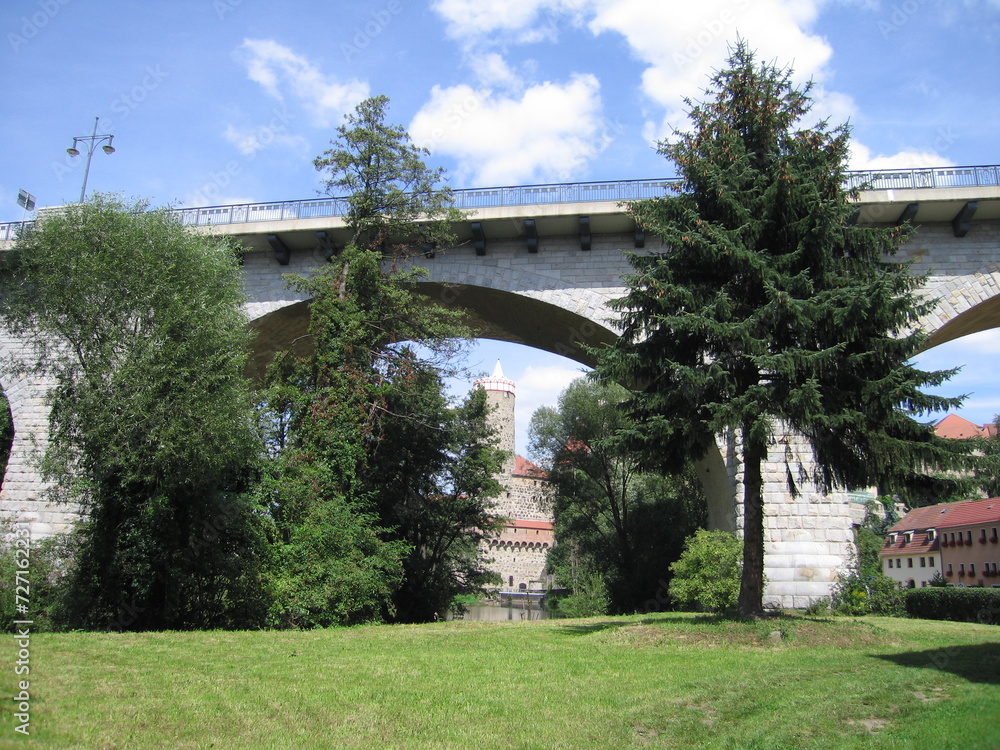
left=738, top=436, right=766, bottom=618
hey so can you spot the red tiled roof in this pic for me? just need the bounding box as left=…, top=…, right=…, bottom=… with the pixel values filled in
left=513, top=454, right=546, bottom=479
left=880, top=529, right=939, bottom=557
left=889, top=497, right=1000, bottom=533
left=930, top=497, right=1000, bottom=529
left=934, top=414, right=991, bottom=439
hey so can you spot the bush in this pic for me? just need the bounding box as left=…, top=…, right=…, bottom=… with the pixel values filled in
left=905, top=587, right=1000, bottom=624
left=0, top=518, right=69, bottom=632
left=927, top=570, right=949, bottom=587
left=546, top=571, right=609, bottom=618
left=831, top=570, right=905, bottom=617
left=668, top=529, right=742, bottom=614
left=804, top=598, right=830, bottom=617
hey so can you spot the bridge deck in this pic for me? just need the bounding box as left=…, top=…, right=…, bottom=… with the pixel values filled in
left=2, top=165, right=998, bottom=249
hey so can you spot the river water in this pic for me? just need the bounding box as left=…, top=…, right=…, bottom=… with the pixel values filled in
left=449, top=602, right=549, bottom=621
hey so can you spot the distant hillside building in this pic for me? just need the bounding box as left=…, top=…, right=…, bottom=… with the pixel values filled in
left=474, top=362, right=554, bottom=592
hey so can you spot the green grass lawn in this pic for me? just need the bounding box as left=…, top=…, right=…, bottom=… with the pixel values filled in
left=1, top=612, right=997, bottom=749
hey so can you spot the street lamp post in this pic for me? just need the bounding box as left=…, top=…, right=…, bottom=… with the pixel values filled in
left=67, top=117, right=116, bottom=203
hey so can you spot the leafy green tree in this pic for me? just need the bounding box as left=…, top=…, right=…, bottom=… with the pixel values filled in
left=529, top=377, right=705, bottom=613
left=0, top=195, right=271, bottom=630
left=668, top=529, right=743, bottom=614
left=546, top=565, right=610, bottom=619
left=367, top=355, right=505, bottom=622
left=596, top=43, right=973, bottom=618
left=260, top=95, right=502, bottom=624
left=971, top=416, right=1000, bottom=499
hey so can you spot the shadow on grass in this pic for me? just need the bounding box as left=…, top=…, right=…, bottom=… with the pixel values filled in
left=554, top=611, right=805, bottom=636
left=555, top=620, right=632, bottom=636
left=872, top=643, right=1000, bottom=685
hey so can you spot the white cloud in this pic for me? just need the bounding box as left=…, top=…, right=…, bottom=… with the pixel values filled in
left=430, top=1, right=849, bottom=147
left=235, top=39, right=369, bottom=128
left=410, top=74, right=610, bottom=186
left=848, top=141, right=957, bottom=170
left=431, top=0, right=588, bottom=44
left=222, top=124, right=307, bottom=157
left=468, top=52, right=523, bottom=89
left=588, top=0, right=835, bottom=141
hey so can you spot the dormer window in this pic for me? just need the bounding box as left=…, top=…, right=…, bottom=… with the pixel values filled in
left=927, top=529, right=936, bottom=542
left=888, top=533, right=897, bottom=545
left=904, top=533, right=912, bottom=545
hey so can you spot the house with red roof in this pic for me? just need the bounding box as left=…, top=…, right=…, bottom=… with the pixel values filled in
left=934, top=497, right=1000, bottom=586
left=933, top=414, right=997, bottom=439
left=880, top=498, right=1000, bottom=588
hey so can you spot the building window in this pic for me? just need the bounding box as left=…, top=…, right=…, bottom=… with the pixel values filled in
left=947, top=564, right=953, bottom=575
left=908, top=558, right=913, bottom=568
left=981, top=529, right=988, bottom=543
left=967, top=530, right=973, bottom=545
left=920, top=557, right=926, bottom=567
left=970, top=564, right=975, bottom=576
left=929, top=557, right=935, bottom=567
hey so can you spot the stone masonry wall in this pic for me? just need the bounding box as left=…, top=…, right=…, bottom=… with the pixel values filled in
left=720, top=424, right=857, bottom=609
left=0, top=334, right=73, bottom=537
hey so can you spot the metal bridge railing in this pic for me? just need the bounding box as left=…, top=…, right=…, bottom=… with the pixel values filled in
left=2, top=165, right=997, bottom=238
left=844, top=164, right=999, bottom=192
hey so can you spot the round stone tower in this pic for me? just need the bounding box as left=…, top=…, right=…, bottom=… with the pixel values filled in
left=474, top=360, right=516, bottom=477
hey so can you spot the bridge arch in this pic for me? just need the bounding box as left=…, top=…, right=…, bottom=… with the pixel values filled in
left=246, top=282, right=619, bottom=381
left=0, top=337, right=65, bottom=536
left=922, top=267, right=1000, bottom=351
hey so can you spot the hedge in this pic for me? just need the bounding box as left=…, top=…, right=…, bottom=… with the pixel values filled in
left=905, top=587, right=1000, bottom=625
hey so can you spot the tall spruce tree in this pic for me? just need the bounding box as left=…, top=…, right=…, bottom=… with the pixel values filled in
left=596, top=43, right=973, bottom=617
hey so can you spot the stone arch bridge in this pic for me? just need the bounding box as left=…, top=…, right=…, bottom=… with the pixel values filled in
left=2, top=164, right=998, bottom=608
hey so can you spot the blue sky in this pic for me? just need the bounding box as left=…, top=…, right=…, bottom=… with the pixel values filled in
left=2, top=0, right=999, bottom=454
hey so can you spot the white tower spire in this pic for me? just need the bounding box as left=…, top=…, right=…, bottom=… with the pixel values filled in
left=474, top=360, right=516, bottom=475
